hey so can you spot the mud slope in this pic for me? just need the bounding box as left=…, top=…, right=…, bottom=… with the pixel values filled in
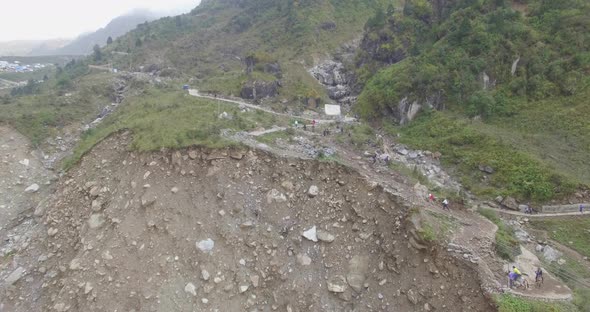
left=1, top=132, right=493, bottom=312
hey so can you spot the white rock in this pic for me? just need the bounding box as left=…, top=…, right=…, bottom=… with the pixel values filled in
left=185, top=283, right=197, bottom=296
left=196, top=239, right=215, bottom=253
left=171, top=187, right=179, bottom=194
left=201, top=269, right=210, bottom=281
left=19, top=159, right=29, bottom=166
left=307, top=185, right=319, bottom=197
left=84, top=282, right=93, bottom=294
left=201, top=298, right=209, bottom=304
left=239, top=285, right=249, bottom=293
left=25, top=183, right=40, bottom=193
left=302, top=226, right=318, bottom=242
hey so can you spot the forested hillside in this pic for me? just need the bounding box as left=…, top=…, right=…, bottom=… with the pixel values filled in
left=355, top=0, right=590, bottom=201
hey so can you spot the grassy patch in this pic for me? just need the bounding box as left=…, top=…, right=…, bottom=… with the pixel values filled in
left=496, top=294, right=578, bottom=312
left=0, top=72, right=112, bottom=146
left=418, top=222, right=436, bottom=242
left=530, top=218, right=590, bottom=259
left=478, top=208, right=521, bottom=260
left=397, top=112, right=577, bottom=202
left=63, top=86, right=286, bottom=170
left=425, top=210, right=459, bottom=240
left=256, top=130, right=291, bottom=145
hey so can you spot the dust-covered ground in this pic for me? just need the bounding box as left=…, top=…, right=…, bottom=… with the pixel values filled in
left=0, top=132, right=493, bottom=312
left=0, top=126, right=57, bottom=230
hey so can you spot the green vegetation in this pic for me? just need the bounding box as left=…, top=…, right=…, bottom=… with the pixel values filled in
left=0, top=68, right=111, bottom=146
left=355, top=0, right=590, bottom=201
left=496, top=294, right=578, bottom=312
left=256, top=130, right=292, bottom=145
left=395, top=112, right=576, bottom=201
left=418, top=221, right=436, bottom=242
left=0, top=66, right=54, bottom=82
left=478, top=208, right=520, bottom=260
left=530, top=218, right=590, bottom=259
left=100, top=0, right=388, bottom=102
left=63, top=86, right=284, bottom=169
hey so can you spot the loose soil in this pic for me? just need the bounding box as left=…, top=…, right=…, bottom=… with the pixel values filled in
left=0, top=132, right=493, bottom=312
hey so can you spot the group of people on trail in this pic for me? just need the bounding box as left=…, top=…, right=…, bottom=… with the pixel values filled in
left=508, top=265, right=543, bottom=289
left=428, top=193, right=450, bottom=211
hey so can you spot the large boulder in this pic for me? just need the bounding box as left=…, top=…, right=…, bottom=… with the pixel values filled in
left=542, top=246, right=562, bottom=263
left=501, top=196, right=519, bottom=210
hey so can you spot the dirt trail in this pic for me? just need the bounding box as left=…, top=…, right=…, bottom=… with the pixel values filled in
left=486, top=206, right=590, bottom=218
left=188, top=89, right=353, bottom=124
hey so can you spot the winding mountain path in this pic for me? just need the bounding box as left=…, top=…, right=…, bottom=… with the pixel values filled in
left=188, top=89, right=353, bottom=124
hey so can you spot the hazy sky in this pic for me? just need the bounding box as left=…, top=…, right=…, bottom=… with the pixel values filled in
left=0, top=0, right=201, bottom=41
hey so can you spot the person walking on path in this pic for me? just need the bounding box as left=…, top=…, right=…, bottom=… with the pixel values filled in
left=428, top=193, right=436, bottom=202
left=442, top=199, right=449, bottom=210
left=580, top=204, right=585, bottom=214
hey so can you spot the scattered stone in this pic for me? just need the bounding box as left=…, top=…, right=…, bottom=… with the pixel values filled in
left=53, top=303, right=68, bottom=312
left=250, top=274, right=260, bottom=288
left=201, top=269, right=210, bottom=281
left=346, top=255, right=369, bottom=293
left=239, top=285, right=249, bottom=293
left=141, top=195, right=156, bottom=208
left=196, top=239, right=215, bottom=253
left=302, top=226, right=318, bottom=242
left=542, top=246, right=562, bottom=262
left=69, top=258, right=81, bottom=270
left=25, top=183, right=40, bottom=193
left=266, top=189, right=287, bottom=203
left=171, top=187, right=179, bottom=194
left=201, top=298, right=209, bottom=304
left=327, top=275, right=347, bottom=293
left=558, top=258, right=566, bottom=265
left=19, top=159, right=29, bottom=166
left=47, top=228, right=58, bottom=237
left=91, top=200, right=103, bottom=211
left=185, top=283, right=197, bottom=296
left=407, top=289, right=418, bottom=305
left=317, top=230, right=335, bottom=243
left=188, top=150, right=198, bottom=159
left=297, top=253, right=312, bottom=266
left=84, top=282, right=93, bottom=295
left=143, top=171, right=151, bottom=180
left=478, top=164, right=494, bottom=174
left=5, top=267, right=25, bottom=285
left=307, top=185, right=319, bottom=197
left=88, top=214, right=105, bottom=229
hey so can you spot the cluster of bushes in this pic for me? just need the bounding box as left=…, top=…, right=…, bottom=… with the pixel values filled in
left=356, top=0, right=590, bottom=120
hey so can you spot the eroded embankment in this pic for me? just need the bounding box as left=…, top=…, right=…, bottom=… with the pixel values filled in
left=1, top=132, right=494, bottom=312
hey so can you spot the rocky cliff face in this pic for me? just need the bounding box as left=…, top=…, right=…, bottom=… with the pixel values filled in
left=240, top=80, right=281, bottom=100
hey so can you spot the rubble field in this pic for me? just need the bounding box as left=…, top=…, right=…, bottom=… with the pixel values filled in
left=1, top=132, right=493, bottom=311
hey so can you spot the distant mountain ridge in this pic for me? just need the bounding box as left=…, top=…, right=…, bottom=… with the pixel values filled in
left=0, top=39, right=71, bottom=57
left=30, top=10, right=160, bottom=56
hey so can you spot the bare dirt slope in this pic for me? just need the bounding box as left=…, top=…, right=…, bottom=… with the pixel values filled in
left=1, top=132, right=493, bottom=312
left=0, top=126, right=56, bottom=229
